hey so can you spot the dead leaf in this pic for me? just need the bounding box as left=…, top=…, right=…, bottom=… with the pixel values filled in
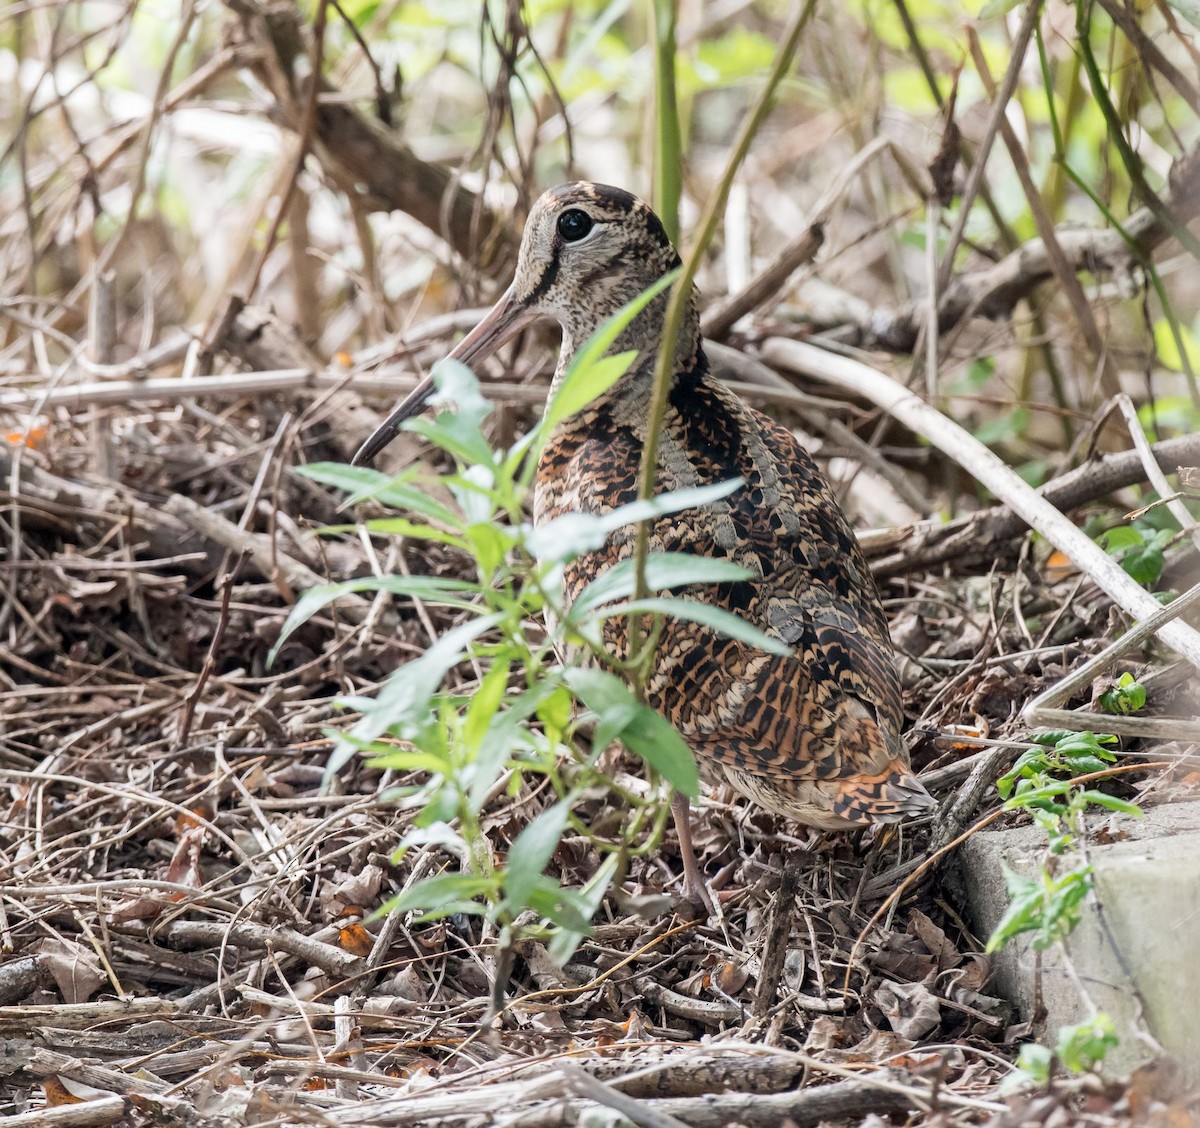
left=803, top=1014, right=845, bottom=1052
left=1127, top=1056, right=1187, bottom=1117
left=322, top=863, right=385, bottom=916
left=713, top=960, right=749, bottom=994
left=782, top=948, right=805, bottom=993
left=875, top=979, right=942, bottom=1039
left=37, top=938, right=104, bottom=1004
left=621, top=1009, right=649, bottom=1042
left=111, top=826, right=206, bottom=923
left=338, top=921, right=374, bottom=957
left=835, top=1028, right=916, bottom=1063
left=908, top=908, right=961, bottom=971
left=7, top=420, right=48, bottom=449
left=43, top=1077, right=84, bottom=1106
left=164, top=825, right=206, bottom=888
left=1045, top=549, right=1077, bottom=578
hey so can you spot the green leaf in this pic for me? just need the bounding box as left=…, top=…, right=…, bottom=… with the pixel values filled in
left=539, top=271, right=679, bottom=433
left=461, top=658, right=511, bottom=755
left=1078, top=791, right=1143, bottom=817
left=570, top=553, right=755, bottom=616
left=1015, top=1042, right=1052, bottom=1085
left=1003, top=779, right=1072, bottom=810
left=506, top=801, right=572, bottom=907
left=329, top=612, right=505, bottom=775
left=365, top=748, right=452, bottom=774
left=978, top=0, right=1022, bottom=16
left=985, top=866, right=1044, bottom=953
left=523, top=877, right=595, bottom=935
left=1100, top=526, right=1144, bottom=553
left=526, top=479, right=744, bottom=561
left=1059, top=754, right=1116, bottom=777
left=269, top=575, right=478, bottom=665
left=1030, top=730, right=1076, bottom=746
left=607, top=597, right=791, bottom=656
left=565, top=667, right=699, bottom=798
left=406, top=413, right=495, bottom=468
left=1053, top=731, right=1118, bottom=756
left=298, top=462, right=462, bottom=526
left=1098, top=672, right=1146, bottom=716
left=1056, top=1014, right=1118, bottom=1072
left=1035, top=867, right=1092, bottom=949
left=357, top=517, right=469, bottom=548
left=1120, top=540, right=1166, bottom=585
left=389, top=872, right=497, bottom=916
left=1154, top=315, right=1200, bottom=366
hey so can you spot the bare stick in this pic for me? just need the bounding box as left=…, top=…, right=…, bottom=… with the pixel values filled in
left=557, top=1064, right=692, bottom=1128
left=1023, top=578, right=1200, bottom=739
left=1, top=1096, right=126, bottom=1128
left=816, top=140, right=1200, bottom=352
left=1112, top=394, right=1199, bottom=548
left=763, top=337, right=1200, bottom=670
left=862, top=432, right=1200, bottom=574
left=701, top=138, right=893, bottom=338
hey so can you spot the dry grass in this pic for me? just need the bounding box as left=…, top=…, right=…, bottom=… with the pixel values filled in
left=2, top=0, right=1199, bottom=1123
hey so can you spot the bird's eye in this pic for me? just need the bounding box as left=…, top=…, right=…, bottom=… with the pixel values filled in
left=557, top=209, right=594, bottom=243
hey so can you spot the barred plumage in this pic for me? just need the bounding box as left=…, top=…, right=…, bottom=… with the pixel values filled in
left=355, top=182, right=937, bottom=904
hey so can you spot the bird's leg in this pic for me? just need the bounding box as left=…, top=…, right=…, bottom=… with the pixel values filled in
left=671, top=791, right=715, bottom=914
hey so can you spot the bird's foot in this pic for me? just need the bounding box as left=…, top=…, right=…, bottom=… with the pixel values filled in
left=672, top=791, right=719, bottom=919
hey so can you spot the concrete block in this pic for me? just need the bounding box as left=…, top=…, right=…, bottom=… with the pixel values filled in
left=957, top=799, right=1200, bottom=1080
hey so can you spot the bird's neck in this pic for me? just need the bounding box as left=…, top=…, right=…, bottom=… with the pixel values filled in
left=549, top=284, right=703, bottom=419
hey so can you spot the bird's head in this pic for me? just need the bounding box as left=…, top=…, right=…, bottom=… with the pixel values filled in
left=353, top=182, right=696, bottom=466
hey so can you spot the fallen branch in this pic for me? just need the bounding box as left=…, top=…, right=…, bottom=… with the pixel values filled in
left=811, top=140, right=1200, bottom=351
left=0, top=451, right=224, bottom=580
left=860, top=432, right=1200, bottom=575
left=225, top=0, right=516, bottom=277
left=763, top=337, right=1200, bottom=671
left=700, top=139, right=901, bottom=339
left=0, top=1096, right=127, bottom=1128
left=1022, top=578, right=1200, bottom=740
left=163, top=493, right=368, bottom=616
left=509, top=1076, right=920, bottom=1128
left=158, top=919, right=365, bottom=978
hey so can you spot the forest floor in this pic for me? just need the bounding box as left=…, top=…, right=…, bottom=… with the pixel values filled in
left=2, top=304, right=1199, bottom=1127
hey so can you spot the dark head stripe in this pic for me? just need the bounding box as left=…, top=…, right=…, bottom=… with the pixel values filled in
left=524, top=246, right=561, bottom=305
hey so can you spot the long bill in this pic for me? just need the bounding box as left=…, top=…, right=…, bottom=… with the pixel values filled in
left=351, top=285, right=539, bottom=466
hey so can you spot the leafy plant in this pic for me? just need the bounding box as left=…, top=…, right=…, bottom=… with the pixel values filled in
left=1099, top=522, right=1173, bottom=586
left=1098, top=672, right=1146, bottom=716
left=1008, top=1014, right=1119, bottom=1088
left=996, top=730, right=1139, bottom=855
left=988, top=729, right=1141, bottom=1077
left=273, top=289, right=784, bottom=964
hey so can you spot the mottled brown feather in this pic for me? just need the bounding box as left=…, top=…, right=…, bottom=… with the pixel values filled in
left=518, top=184, right=935, bottom=829
left=366, top=180, right=937, bottom=832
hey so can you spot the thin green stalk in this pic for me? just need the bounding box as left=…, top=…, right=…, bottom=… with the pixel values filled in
left=628, top=0, right=818, bottom=682
left=1041, top=13, right=1197, bottom=405
left=651, top=0, right=682, bottom=243
left=891, top=0, right=1019, bottom=253
left=1076, top=0, right=1200, bottom=261
left=1034, top=25, right=1083, bottom=223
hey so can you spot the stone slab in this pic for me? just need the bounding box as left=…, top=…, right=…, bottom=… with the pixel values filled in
left=957, top=798, right=1200, bottom=1080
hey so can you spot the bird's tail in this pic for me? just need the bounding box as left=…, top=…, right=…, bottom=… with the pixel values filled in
left=830, top=759, right=937, bottom=824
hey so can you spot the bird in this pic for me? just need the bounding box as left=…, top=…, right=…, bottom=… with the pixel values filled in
left=353, top=181, right=936, bottom=906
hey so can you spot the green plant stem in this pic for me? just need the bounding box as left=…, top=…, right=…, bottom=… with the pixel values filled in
left=1076, top=0, right=1200, bottom=262
left=628, top=0, right=818, bottom=686
left=890, top=0, right=1018, bottom=252
left=650, top=0, right=682, bottom=244
left=1037, top=19, right=1198, bottom=406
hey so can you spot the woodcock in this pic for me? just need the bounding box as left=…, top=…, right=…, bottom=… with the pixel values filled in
left=353, top=182, right=937, bottom=904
